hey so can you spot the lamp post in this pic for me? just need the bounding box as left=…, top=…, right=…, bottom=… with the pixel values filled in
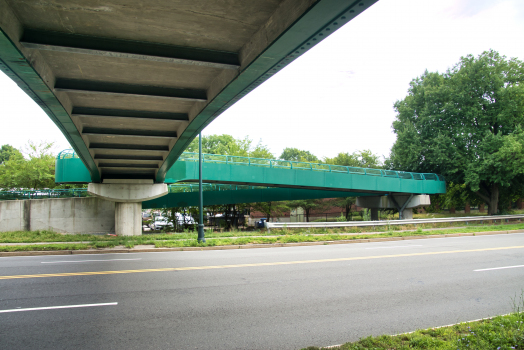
left=198, top=132, right=205, bottom=243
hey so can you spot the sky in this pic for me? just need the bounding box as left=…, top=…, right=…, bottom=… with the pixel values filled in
left=1, top=0, right=524, bottom=161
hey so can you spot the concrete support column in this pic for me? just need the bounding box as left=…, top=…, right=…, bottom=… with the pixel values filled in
left=115, top=202, right=142, bottom=236
left=88, top=180, right=168, bottom=236
left=402, top=208, right=413, bottom=220
left=370, top=208, right=379, bottom=221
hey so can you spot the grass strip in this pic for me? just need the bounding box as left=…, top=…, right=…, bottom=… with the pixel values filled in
left=302, top=310, right=524, bottom=350
left=1, top=222, right=523, bottom=251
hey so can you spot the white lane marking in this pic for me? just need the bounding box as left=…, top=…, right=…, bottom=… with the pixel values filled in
left=365, top=245, right=423, bottom=250
left=0, top=302, right=118, bottom=313
left=41, top=258, right=142, bottom=264
left=474, top=264, right=524, bottom=272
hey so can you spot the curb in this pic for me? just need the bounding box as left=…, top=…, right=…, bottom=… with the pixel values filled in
left=0, top=230, right=521, bottom=257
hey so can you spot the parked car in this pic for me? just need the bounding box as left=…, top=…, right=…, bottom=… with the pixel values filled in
left=149, top=216, right=174, bottom=231
left=175, top=213, right=195, bottom=225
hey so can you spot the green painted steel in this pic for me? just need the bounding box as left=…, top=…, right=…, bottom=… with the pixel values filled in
left=143, top=186, right=371, bottom=209
left=0, top=189, right=89, bottom=200
left=155, top=0, right=379, bottom=182
left=55, top=150, right=446, bottom=195
left=55, top=150, right=93, bottom=183
left=0, top=184, right=369, bottom=209
left=165, top=153, right=446, bottom=195
left=0, top=28, right=101, bottom=182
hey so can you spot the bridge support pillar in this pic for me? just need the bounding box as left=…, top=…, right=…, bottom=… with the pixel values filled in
left=88, top=180, right=168, bottom=236
left=356, top=194, right=429, bottom=221
left=115, top=202, right=142, bottom=236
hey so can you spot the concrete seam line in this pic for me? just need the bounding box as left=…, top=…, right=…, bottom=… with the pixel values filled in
left=1, top=245, right=524, bottom=280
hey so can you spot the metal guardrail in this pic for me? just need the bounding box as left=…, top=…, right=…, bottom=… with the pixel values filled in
left=179, top=152, right=445, bottom=182
left=265, top=214, right=524, bottom=232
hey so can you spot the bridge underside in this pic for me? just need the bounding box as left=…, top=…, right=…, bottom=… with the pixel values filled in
left=0, top=0, right=378, bottom=183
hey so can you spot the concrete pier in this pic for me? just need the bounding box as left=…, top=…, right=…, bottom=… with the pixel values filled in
left=88, top=179, right=168, bottom=236
left=357, top=194, right=430, bottom=220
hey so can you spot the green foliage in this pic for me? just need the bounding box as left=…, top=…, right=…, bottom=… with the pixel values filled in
left=279, top=147, right=319, bottom=162
left=287, top=199, right=331, bottom=222
left=0, top=141, right=57, bottom=190
left=0, top=144, right=21, bottom=164
left=324, top=149, right=382, bottom=168
left=388, top=50, right=524, bottom=215
left=185, top=134, right=274, bottom=159
left=250, top=201, right=289, bottom=222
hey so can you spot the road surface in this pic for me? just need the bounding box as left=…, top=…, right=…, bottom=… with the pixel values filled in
left=1, top=233, right=523, bottom=349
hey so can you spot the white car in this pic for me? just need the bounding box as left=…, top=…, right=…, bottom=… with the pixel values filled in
left=175, top=213, right=195, bottom=225
left=149, top=216, right=174, bottom=231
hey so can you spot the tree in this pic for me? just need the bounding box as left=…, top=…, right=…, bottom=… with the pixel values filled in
left=0, top=144, right=21, bottom=164
left=0, top=141, right=57, bottom=190
left=287, top=199, right=331, bottom=222
left=324, top=149, right=382, bottom=168
left=279, top=148, right=319, bottom=162
left=185, top=134, right=274, bottom=158
left=250, top=201, right=288, bottom=222
left=388, top=50, right=524, bottom=215
left=329, top=197, right=356, bottom=221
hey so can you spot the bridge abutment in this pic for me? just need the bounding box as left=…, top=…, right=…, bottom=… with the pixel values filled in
left=88, top=180, right=168, bottom=236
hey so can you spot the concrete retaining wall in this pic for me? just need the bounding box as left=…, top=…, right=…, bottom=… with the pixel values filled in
left=0, top=197, right=115, bottom=233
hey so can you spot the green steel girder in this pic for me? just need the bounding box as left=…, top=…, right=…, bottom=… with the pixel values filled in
left=166, top=161, right=446, bottom=195
left=55, top=152, right=446, bottom=196
left=155, top=0, right=379, bottom=182
left=143, top=187, right=371, bottom=209
left=0, top=28, right=101, bottom=183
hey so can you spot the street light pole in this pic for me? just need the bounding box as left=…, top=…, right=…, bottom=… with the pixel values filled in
left=198, top=132, right=205, bottom=243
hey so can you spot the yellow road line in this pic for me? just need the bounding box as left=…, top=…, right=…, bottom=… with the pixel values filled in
left=1, top=245, right=523, bottom=280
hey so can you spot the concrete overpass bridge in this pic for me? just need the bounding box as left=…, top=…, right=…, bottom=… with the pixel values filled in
left=0, top=0, right=447, bottom=235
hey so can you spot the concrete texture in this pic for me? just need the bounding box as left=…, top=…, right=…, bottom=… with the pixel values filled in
left=115, top=202, right=142, bottom=236
left=88, top=182, right=167, bottom=202
left=0, top=198, right=115, bottom=234
left=356, top=194, right=431, bottom=209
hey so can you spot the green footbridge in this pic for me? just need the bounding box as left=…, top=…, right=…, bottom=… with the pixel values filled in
left=54, top=149, right=446, bottom=208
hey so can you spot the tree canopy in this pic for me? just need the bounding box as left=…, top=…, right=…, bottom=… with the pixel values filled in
left=388, top=50, right=524, bottom=214
left=324, top=150, right=382, bottom=168
left=185, top=134, right=274, bottom=159
left=0, top=144, right=21, bottom=164
left=0, top=141, right=57, bottom=190
left=279, top=147, right=319, bottom=162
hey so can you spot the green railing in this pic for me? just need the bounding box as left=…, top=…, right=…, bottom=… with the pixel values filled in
left=57, top=149, right=78, bottom=159
left=0, top=184, right=271, bottom=200
left=178, top=153, right=445, bottom=182
left=0, top=189, right=89, bottom=200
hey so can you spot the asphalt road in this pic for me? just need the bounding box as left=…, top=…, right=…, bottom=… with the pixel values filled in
left=1, top=233, right=524, bottom=350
